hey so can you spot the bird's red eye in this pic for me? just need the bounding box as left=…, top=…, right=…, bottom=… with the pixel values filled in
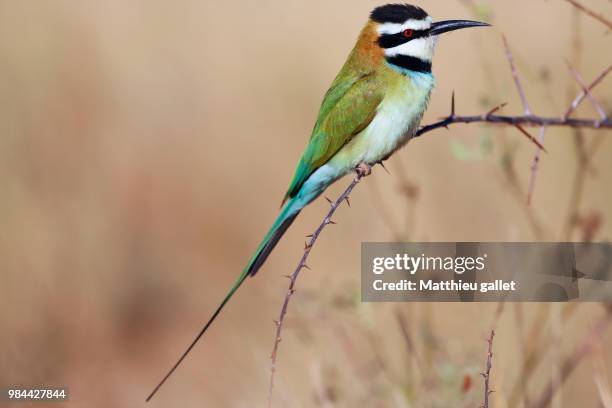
left=403, top=29, right=413, bottom=38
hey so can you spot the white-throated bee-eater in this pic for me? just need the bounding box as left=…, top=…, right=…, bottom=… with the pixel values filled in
left=147, top=4, right=489, bottom=400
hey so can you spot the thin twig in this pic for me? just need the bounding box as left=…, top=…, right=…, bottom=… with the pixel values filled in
left=508, top=304, right=581, bottom=406
left=513, top=304, right=531, bottom=407
left=564, top=65, right=612, bottom=120
left=482, top=330, right=496, bottom=408
left=595, top=375, right=612, bottom=408
left=533, top=305, right=612, bottom=408
left=585, top=131, right=608, bottom=171
left=563, top=0, right=612, bottom=30
left=503, top=35, right=550, bottom=205
left=267, top=169, right=366, bottom=408
left=498, top=142, right=547, bottom=239
left=503, top=36, right=532, bottom=115
left=566, top=61, right=608, bottom=121
left=562, top=130, right=588, bottom=239
left=527, top=126, right=548, bottom=205
left=593, top=333, right=612, bottom=408
left=395, top=308, right=425, bottom=372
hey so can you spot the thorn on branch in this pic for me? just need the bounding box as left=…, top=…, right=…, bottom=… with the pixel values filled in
left=514, top=124, right=548, bottom=152
left=484, top=102, right=508, bottom=118
left=378, top=160, right=391, bottom=174
left=451, top=91, right=456, bottom=117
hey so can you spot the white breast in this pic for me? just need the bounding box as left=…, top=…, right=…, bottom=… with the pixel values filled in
left=304, top=73, right=435, bottom=194
left=358, top=73, right=434, bottom=164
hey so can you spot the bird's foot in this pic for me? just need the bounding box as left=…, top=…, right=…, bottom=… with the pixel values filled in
left=355, top=162, right=372, bottom=177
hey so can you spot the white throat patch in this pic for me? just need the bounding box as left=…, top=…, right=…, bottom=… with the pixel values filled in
left=384, top=36, right=438, bottom=61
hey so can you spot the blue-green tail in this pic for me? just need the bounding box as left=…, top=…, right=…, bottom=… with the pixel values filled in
left=146, top=198, right=302, bottom=402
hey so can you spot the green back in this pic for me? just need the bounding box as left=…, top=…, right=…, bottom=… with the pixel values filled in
left=283, top=61, right=385, bottom=201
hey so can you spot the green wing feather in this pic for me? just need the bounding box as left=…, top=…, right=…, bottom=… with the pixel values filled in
left=283, top=69, right=384, bottom=202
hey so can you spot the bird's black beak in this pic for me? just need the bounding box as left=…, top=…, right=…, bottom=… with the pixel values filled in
left=429, top=20, right=490, bottom=36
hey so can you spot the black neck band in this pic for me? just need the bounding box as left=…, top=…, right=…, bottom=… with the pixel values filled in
left=386, top=55, right=432, bottom=74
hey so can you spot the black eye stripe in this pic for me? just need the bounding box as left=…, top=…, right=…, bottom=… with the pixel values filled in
left=377, top=29, right=428, bottom=49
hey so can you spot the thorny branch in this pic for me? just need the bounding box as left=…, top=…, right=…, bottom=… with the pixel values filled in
left=413, top=95, right=611, bottom=139
left=268, top=169, right=367, bottom=408
left=413, top=45, right=611, bottom=142
left=267, top=36, right=611, bottom=406
left=414, top=41, right=611, bottom=206
left=482, top=330, right=496, bottom=408
left=563, top=0, right=612, bottom=30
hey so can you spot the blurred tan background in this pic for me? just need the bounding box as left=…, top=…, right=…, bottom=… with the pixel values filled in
left=0, top=0, right=611, bottom=407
